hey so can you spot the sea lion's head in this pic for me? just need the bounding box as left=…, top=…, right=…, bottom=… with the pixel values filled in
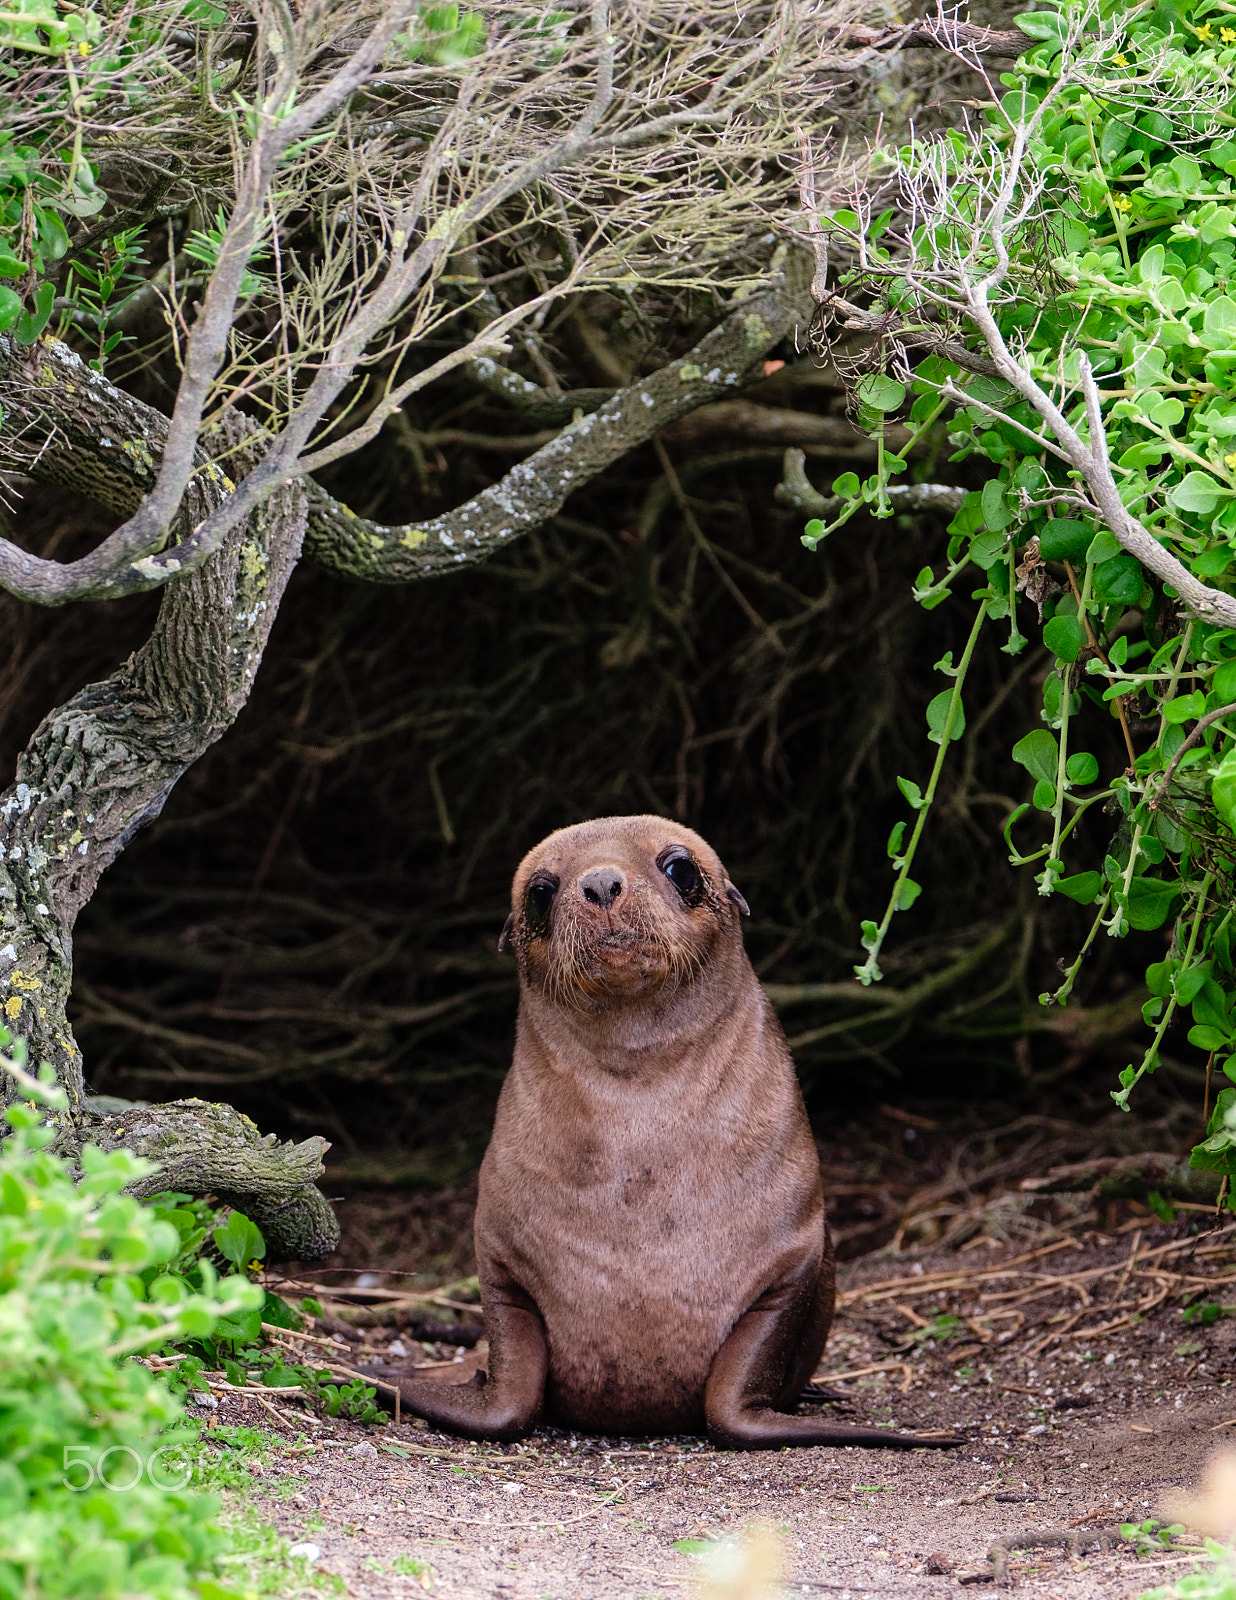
left=499, top=815, right=749, bottom=1012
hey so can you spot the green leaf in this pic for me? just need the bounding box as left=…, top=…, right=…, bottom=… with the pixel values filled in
left=856, top=374, right=906, bottom=413
left=212, top=1304, right=263, bottom=1345
left=897, top=776, right=925, bottom=810
left=1213, top=744, right=1236, bottom=831
left=1056, top=871, right=1102, bottom=904
left=1170, top=473, right=1231, bottom=515
left=261, top=1289, right=301, bottom=1330
left=1012, top=728, right=1059, bottom=786
left=1013, top=8, right=1064, bottom=39
left=897, top=877, right=922, bottom=910
left=14, top=282, right=53, bottom=346
left=1196, top=978, right=1233, bottom=1031
left=1132, top=344, right=1168, bottom=388
left=0, top=254, right=23, bottom=278
left=1092, top=554, right=1144, bottom=605
left=1137, top=111, right=1173, bottom=145
left=981, top=477, right=1012, bottom=532
left=1125, top=876, right=1181, bottom=931
left=673, top=1540, right=717, bottom=1556
left=1032, top=778, right=1056, bottom=810
left=1043, top=613, right=1083, bottom=662
left=1036, top=519, right=1090, bottom=561
left=1148, top=396, right=1185, bottom=427
left=1163, top=690, right=1207, bottom=724
left=1064, top=752, right=1099, bottom=785
left=1194, top=546, right=1234, bottom=578
left=1085, top=529, right=1122, bottom=565
left=926, top=689, right=965, bottom=744
left=0, top=1172, right=26, bottom=1214
left=1204, top=296, right=1236, bottom=346
left=1140, top=244, right=1165, bottom=283
left=831, top=471, right=861, bottom=498
left=212, top=1210, right=266, bottom=1273
left=1189, top=1025, right=1230, bottom=1051
left=0, top=287, right=20, bottom=332
left=887, top=821, right=906, bottom=859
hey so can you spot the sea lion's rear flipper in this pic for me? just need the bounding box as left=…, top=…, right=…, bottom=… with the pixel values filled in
left=380, top=1292, right=547, bottom=1443
left=704, top=1274, right=962, bottom=1452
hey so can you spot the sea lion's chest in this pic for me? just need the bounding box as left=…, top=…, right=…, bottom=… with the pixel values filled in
left=475, top=1053, right=822, bottom=1429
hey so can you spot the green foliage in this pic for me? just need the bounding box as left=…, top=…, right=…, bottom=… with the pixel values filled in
left=0, top=1021, right=382, bottom=1598
left=57, top=227, right=147, bottom=371
left=811, top=0, right=1236, bottom=1162
left=183, top=207, right=270, bottom=301
left=1142, top=1548, right=1236, bottom=1599
left=0, top=1028, right=260, bottom=1600
left=1123, top=1517, right=1187, bottom=1557
left=393, top=4, right=486, bottom=64
left=212, top=1209, right=267, bottom=1275
left=1183, top=1301, right=1236, bottom=1322
left=392, top=1554, right=434, bottom=1580
left=0, top=0, right=485, bottom=357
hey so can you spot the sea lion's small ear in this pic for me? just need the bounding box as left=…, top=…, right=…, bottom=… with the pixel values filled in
left=725, top=882, right=750, bottom=917
left=498, top=914, right=515, bottom=952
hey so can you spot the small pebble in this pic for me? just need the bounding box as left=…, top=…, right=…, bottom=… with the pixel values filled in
left=388, top=1339, right=408, bottom=1358
left=350, top=1441, right=379, bottom=1459
left=288, top=1542, right=321, bottom=1562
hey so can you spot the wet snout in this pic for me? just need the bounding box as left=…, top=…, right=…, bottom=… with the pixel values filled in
left=578, top=865, right=627, bottom=910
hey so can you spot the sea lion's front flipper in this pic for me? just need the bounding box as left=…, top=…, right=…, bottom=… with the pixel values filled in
left=704, top=1274, right=962, bottom=1451
left=379, top=1290, right=547, bottom=1443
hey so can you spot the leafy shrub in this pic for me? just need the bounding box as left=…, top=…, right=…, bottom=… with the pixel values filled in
left=0, top=1029, right=262, bottom=1599
left=813, top=0, right=1236, bottom=1180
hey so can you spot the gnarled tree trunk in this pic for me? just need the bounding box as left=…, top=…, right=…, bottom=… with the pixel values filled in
left=0, top=340, right=337, bottom=1256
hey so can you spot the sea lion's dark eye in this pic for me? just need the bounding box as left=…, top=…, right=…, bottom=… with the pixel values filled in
left=525, top=877, right=557, bottom=926
left=662, top=854, right=701, bottom=902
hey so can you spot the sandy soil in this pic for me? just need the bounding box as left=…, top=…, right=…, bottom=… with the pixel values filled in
left=202, top=1202, right=1236, bottom=1598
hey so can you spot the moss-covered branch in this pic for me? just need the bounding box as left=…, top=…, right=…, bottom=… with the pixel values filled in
left=88, top=1099, right=339, bottom=1259
left=302, top=258, right=813, bottom=583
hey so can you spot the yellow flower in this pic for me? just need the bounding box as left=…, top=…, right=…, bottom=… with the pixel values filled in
left=1224, top=25, right=1236, bottom=40
left=1112, top=50, right=1129, bottom=64
left=1226, top=451, right=1236, bottom=469
left=1196, top=20, right=1215, bottom=39
left=1112, top=194, right=1132, bottom=212
left=1189, top=390, right=1205, bottom=405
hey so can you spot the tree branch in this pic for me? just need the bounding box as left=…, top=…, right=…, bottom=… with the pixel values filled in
left=774, top=446, right=965, bottom=518
left=302, top=258, right=813, bottom=582
left=465, top=357, right=613, bottom=427
left=89, top=1099, right=339, bottom=1260
left=846, top=18, right=1032, bottom=57
left=0, top=0, right=416, bottom=604
left=965, top=306, right=1236, bottom=628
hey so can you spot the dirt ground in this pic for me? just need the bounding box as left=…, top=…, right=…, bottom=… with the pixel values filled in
left=191, top=1144, right=1236, bottom=1598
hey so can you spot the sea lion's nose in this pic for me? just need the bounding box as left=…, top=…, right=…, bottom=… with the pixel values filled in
left=580, top=868, right=626, bottom=909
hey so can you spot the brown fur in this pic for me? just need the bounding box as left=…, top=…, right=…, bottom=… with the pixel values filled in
left=376, top=817, right=957, bottom=1449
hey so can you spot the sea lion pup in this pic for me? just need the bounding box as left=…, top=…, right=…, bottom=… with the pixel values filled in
left=381, top=816, right=956, bottom=1449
